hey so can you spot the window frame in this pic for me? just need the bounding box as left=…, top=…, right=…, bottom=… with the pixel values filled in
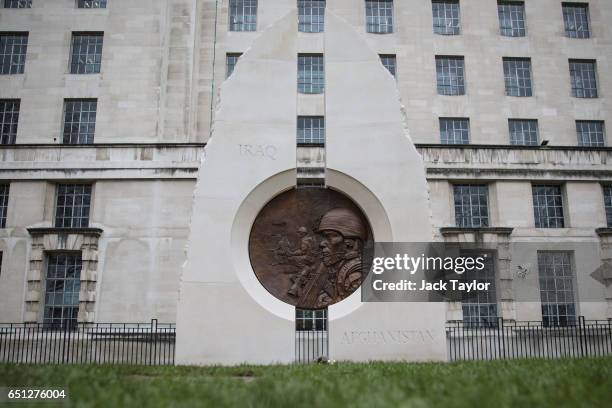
left=576, top=120, right=605, bottom=147
left=435, top=55, right=466, bottom=96
left=228, top=0, right=258, bottom=32
left=562, top=2, right=591, bottom=39
left=503, top=57, right=533, bottom=97
left=0, top=32, right=29, bottom=75
left=226, top=52, right=242, bottom=78
left=497, top=1, right=526, bottom=37
left=508, top=118, right=539, bottom=146
left=0, top=98, right=20, bottom=145
left=62, top=98, right=98, bottom=145
left=297, top=53, right=325, bottom=94
left=432, top=0, right=461, bottom=36
left=453, top=184, right=490, bottom=228
left=42, top=251, right=83, bottom=329
left=379, top=54, right=397, bottom=78
left=3, top=0, right=32, bottom=8
left=532, top=184, right=566, bottom=229
left=537, top=251, right=577, bottom=327
left=298, top=0, right=325, bottom=33
left=297, top=116, right=325, bottom=146
left=439, top=117, right=470, bottom=145
left=365, top=0, right=394, bottom=34
left=54, top=183, right=93, bottom=229
left=569, top=59, right=598, bottom=99
left=460, top=249, right=499, bottom=328
left=76, top=0, right=108, bottom=8
left=69, top=31, right=104, bottom=75
left=603, top=184, right=612, bottom=228
left=0, top=183, right=9, bottom=229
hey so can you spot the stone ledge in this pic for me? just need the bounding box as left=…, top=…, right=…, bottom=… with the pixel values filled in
left=440, top=227, right=514, bottom=236
left=596, top=228, right=612, bottom=236
left=27, top=227, right=103, bottom=237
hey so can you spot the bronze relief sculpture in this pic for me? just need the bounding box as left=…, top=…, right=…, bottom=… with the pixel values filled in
left=249, top=188, right=372, bottom=309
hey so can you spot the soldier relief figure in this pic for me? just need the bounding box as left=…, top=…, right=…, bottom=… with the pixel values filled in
left=249, top=189, right=372, bottom=309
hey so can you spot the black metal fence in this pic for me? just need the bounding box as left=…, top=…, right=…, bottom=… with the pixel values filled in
left=295, top=330, right=328, bottom=363
left=0, top=320, right=175, bottom=365
left=447, top=317, right=612, bottom=361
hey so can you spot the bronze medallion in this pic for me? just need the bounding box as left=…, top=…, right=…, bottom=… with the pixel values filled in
left=249, top=188, right=373, bottom=309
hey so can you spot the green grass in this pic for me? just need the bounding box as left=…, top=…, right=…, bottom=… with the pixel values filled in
left=1, top=358, right=611, bottom=407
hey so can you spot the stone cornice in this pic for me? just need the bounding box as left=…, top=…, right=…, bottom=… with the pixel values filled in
left=440, top=227, right=514, bottom=236
left=595, top=228, right=612, bottom=237
left=27, top=227, right=104, bottom=237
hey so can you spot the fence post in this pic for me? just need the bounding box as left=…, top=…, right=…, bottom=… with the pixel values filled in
left=499, top=317, right=506, bottom=359
left=578, top=315, right=586, bottom=358
left=149, top=319, right=157, bottom=365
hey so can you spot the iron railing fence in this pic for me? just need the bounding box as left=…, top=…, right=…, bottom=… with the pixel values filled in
left=447, top=316, right=612, bottom=361
left=295, top=329, right=328, bottom=363
left=0, top=319, right=175, bottom=365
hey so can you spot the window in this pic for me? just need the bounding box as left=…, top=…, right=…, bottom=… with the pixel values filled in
left=432, top=0, right=460, bottom=35
left=509, top=119, right=538, bottom=146
left=569, top=59, right=597, bottom=98
left=297, top=116, right=324, bottom=145
left=55, top=184, right=92, bottom=228
left=70, top=32, right=103, bottom=74
left=298, top=54, right=324, bottom=94
left=532, top=185, right=564, bottom=228
left=379, top=54, right=396, bottom=77
left=0, top=184, right=8, bottom=229
left=229, top=0, right=257, bottom=32
left=3, top=0, right=31, bottom=8
left=440, top=118, right=469, bottom=144
left=462, top=252, right=497, bottom=327
left=503, top=57, right=532, bottom=97
left=63, top=99, right=97, bottom=145
left=454, top=185, right=489, bottom=228
left=0, top=99, right=19, bottom=144
left=436, top=56, right=465, bottom=95
left=298, top=0, right=325, bottom=33
left=538, top=252, right=576, bottom=326
left=576, top=120, right=605, bottom=147
left=44, top=253, right=82, bottom=329
left=77, top=0, right=107, bottom=8
left=0, top=33, right=28, bottom=74
left=226, top=53, right=242, bottom=78
left=296, top=308, right=327, bottom=331
left=563, top=3, right=590, bottom=38
left=498, top=1, right=526, bottom=37
left=366, top=0, right=393, bottom=34
left=603, top=185, right=612, bottom=227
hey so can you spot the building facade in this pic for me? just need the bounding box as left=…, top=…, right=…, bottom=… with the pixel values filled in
left=0, top=0, right=611, bottom=362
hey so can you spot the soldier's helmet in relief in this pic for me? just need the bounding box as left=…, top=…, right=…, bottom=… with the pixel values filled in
left=318, top=208, right=367, bottom=241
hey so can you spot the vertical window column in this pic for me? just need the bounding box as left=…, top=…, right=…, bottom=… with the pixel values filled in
left=297, top=116, right=325, bottom=145
left=0, top=184, right=8, bottom=229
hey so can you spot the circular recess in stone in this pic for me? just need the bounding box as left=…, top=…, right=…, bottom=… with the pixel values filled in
left=249, top=187, right=373, bottom=309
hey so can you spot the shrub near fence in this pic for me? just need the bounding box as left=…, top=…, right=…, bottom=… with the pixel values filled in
left=447, top=317, right=612, bottom=361
left=0, top=320, right=175, bottom=365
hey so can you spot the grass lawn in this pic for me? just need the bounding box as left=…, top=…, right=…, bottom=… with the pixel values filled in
left=1, top=358, right=611, bottom=407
